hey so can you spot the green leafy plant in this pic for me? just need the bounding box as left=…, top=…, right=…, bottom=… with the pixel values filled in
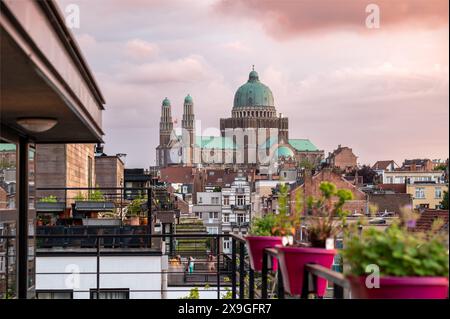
left=250, top=183, right=301, bottom=236
left=89, top=188, right=105, bottom=202
left=341, top=221, right=449, bottom=277
left=440, top=190, right=449, bottom=210
left=39, top=195, right=57, bottom=203
left=305, top=182, right=353, bottom=248
left=74, top=192, right=85, bottom=201
left=127, top=195, right=145, bottom=217
left=74, top=188, right=105, bottom=202
left=180, top=287, right=200, bottom=299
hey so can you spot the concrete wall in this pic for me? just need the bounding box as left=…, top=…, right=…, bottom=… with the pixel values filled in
left=35, top=144, right=67, bottom=201
left=36, top=255, right=163, bottom=299
left=95, top=156, right=124, bottom=189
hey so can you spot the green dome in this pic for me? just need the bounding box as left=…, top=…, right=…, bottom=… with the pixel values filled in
left=184, top=94, right=193, bottom=104
left=162, top=97, right=171, bottom=107
left=233, top=69, right=274, bottom=108
left=276, top=146, right=294, bottom=158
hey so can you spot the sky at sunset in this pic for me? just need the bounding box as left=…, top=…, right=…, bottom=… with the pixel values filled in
left=56, top=0, right=449, bottom=168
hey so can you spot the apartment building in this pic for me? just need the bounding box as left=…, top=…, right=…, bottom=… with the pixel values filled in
left=193, top=192, right=222, bottom=235
left=406, top=182, right=448, bottom=209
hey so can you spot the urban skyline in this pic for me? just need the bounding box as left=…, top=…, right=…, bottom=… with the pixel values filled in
left=56, top=0, right=449, bottom=168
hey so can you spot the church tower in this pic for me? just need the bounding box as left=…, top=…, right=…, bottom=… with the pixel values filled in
left=157, top=97, right=174, bottom=167
left=182, top=94, right=195, bottom=165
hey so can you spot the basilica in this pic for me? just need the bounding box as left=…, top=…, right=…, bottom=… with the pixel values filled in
left=156, top=68, right=324, bottom=169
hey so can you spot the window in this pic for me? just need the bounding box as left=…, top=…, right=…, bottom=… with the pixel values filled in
left=212, top=197, right=219, bottom=205
left=237, top=214, right=246, bottom=224
left=435, top=187, right=442, bottom=199
left=223, top=240, right=230, bottom=250
left=222, top=213, right=229, bottom=223
left=195, top=212, right=202, bottom=219
left=415, top=187, right=425, bottom=199
left=236, top=195, right=245, bottom=206
left=207, top=227, right=219, bottom=234
left=90, top=289, right=129, bottom=299
left=36, top=290, right=73, bottom=299
left=209, top=212, right=218, bottom=219
left=223, top=196, right=230, bottom=206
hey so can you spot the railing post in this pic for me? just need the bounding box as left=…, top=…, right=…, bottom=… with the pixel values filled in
left=333, top=283, right=344, bottom=299
left=96, top=235, right=100, bottom=299
left=301, top=267, right=309, bottom=299
left=147, top=188, right=152, bottom=248
left=216, top=236, right=221, bottom=299
left=18, top=137, right=29, bottom=299
left=261, top=249, right=268, bottom=299
left=231, top=238, right=237, bottom=299
left=277, top=264, right=284, bottom=299
left=239, top=241, right=245, bottom=299
left=5, top=235, right=9, bottom=297
left=248, top=268, right=254, bottom=299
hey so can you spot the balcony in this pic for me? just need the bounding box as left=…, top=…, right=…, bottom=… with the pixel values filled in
left=1, top=230, right=447, bottom=299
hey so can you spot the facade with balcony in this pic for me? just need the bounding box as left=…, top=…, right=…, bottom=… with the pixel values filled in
left=193, top=192, right=222, bottom=235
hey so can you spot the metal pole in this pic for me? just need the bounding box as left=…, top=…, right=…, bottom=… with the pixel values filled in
left=333, top=283, right=344, bottom=299
left=18, top=137, right=29, bottom=299
left=147, top=188, right=152, bottom=248
left=261, top=249, right=268, bottom=299
left=301, top=267, right=310, bottom=299
left=277, top=265, right=284, bottom=299
left=216, top=235, right=220, bottom=299
left=248, top=268, right=254, bottom=299
left=239, top=241, right=245, bottom=299
left=5, top=235, right=9, bottom=297
left=96, top=235, right=100, bottom=299
left=231, top=238, right=237, bottom=299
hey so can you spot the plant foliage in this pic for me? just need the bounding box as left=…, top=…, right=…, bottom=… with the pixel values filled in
left=341, top=221, right=449, bottom=277
left=305, top=182, right=353, bottom=248
left=250, top=183, right=301, bottom=236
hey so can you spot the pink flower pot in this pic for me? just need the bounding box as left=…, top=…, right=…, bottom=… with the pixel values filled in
left=348, top=276, right=449, bottom=299
left=277, top=246, right=336, bottom=297
left=245, top=236, right=282, bottom=272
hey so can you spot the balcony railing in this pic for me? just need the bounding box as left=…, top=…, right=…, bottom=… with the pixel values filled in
left=229, top=235, right=350, bottom=299
left=0, top=230, right=353, bottom=299
left=0, top=232, right=233, bottom=299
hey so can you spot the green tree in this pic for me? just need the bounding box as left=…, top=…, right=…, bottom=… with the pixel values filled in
left=440, top=190, right=449, bottom=210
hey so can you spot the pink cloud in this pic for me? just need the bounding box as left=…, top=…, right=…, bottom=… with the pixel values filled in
left=125, top=39, right=159, bottom=60
left=117, top=55, right=213, bottom=84
left=217, top=0, right=449, bottom=39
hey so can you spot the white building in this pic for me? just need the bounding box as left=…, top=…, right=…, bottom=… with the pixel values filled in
left=193, top=192, right=222, bottom=235
left=381, top=170, right=446, bottom=184
left=221, top=174, right=251, bottom=254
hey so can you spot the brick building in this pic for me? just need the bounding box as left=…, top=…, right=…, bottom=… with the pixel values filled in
left=35, top=144, right=96, bottom=204
left=401, top=159, right=434, bottom=171
left=95, top=155, right=124, bottom=188
left=326, top=145, right=358, bottom=172
left=289, top=169, right=368, bottom=215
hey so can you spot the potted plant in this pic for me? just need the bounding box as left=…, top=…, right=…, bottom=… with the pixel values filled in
left=276, top=182, right=353, bottom=297
left=246, top=183, right=301, bottom=272
left=341, top=214, right=449, bottom=299
left=37, top=195, right=66, bottom=216
left=36, top=215, right=44, bottom=226
left=126, top=196, right=145, bottom=226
